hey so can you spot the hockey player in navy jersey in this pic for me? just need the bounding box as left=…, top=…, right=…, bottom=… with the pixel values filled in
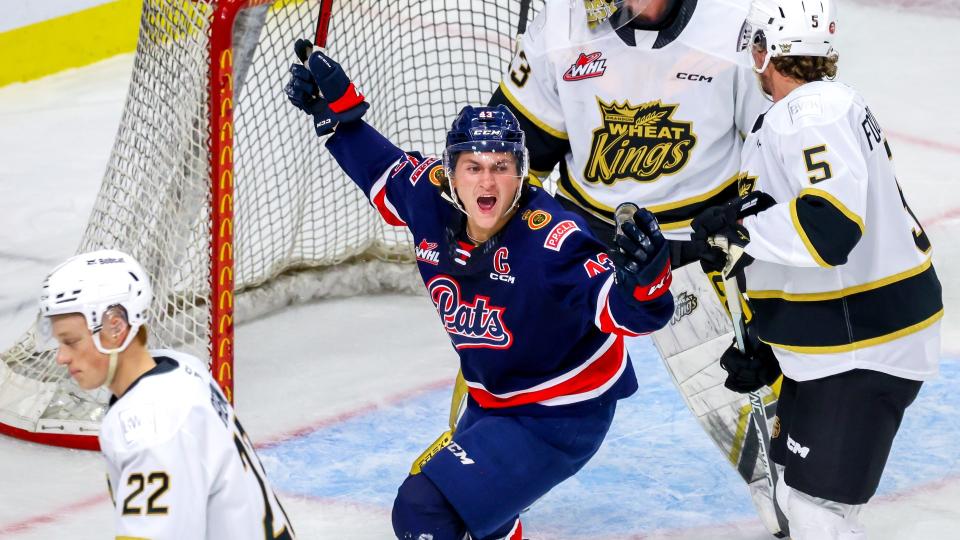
left=690, top=1, right=943, bottom=538
left=285, top=43, right=674, bottom=539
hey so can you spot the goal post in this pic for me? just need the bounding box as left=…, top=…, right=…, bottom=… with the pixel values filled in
left=0, top=0, right=540, bottom=450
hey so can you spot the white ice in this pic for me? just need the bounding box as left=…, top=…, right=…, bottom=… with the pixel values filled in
left=0, top=2, right=958, bottom=538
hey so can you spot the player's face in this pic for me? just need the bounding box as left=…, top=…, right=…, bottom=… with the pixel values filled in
left=452, top=151, right=522, bottom=239
left=51, top=314, right=109, bottom=390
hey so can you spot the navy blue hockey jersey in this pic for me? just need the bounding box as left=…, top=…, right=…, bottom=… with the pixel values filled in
left=326, top=121, right=674, bottom=411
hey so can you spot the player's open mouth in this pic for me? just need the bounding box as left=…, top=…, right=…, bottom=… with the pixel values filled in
left=477, top=195, right=497, bottom=212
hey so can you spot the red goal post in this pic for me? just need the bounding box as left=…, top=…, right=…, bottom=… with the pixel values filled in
left=0, top=0, right=540, bottom=450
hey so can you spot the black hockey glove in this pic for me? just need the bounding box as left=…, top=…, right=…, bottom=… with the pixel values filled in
left=284, top=63, right=339, bottom=136
left=690, top=191, right=776, bottom=278
left=297, top=39, right=369, bottom=124
left=608, top=208, right=672, bottom=302
left=719, top=325, right=782, bottom=393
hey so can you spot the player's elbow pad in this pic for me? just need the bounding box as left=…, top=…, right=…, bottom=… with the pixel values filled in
left=792, top=192, right=864, bottom=267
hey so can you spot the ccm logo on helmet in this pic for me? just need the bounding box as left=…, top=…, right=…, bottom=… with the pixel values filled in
left=472, top=129, right=503, bottom=137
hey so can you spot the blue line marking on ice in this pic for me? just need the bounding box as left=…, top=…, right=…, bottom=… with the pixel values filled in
left=260, top=337, right=960, bottom=535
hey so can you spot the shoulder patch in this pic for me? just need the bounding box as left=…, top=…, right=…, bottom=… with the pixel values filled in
left=523, top=209, right=552, bottom=230
left=409, top=157, right=440, bottom=186
left=544, top=220, right=580, bottom=251
left=428, top=164, right=446, bottom=187
left=787, top=94, right=823, bottom=123
left=119, top=405, right=158, bottom=447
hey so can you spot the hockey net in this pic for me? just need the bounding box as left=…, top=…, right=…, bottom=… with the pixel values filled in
left=0, top=0, right=540, bottom=450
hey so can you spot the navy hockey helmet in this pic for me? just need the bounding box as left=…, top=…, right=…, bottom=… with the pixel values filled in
left=442, top=105, right=530, bottom=212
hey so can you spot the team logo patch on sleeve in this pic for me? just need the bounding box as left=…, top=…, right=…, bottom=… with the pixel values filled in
left=734, top=171, right=759, bottom=197
left=563, top=52, right=607, bottom=81
left=585, top=99, right=696, bottom=185
left=523, top=209, right=552, bottom=230
left=544, top=220, right=580, bottom=251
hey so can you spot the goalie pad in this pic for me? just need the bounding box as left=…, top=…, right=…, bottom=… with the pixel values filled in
left=651, top=264, right=784, bottom=535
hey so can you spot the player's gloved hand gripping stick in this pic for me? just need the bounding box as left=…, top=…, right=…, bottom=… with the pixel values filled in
left=284, top=39, right=369, bottom=136
left=610, top=203, right=672, bottom=303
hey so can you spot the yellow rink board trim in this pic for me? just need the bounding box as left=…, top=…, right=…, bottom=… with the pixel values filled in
left=0, top=0, right=142, bottom=87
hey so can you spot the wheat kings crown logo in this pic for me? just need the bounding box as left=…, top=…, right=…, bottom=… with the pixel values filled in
left=585, top=99, right=697, bottom=185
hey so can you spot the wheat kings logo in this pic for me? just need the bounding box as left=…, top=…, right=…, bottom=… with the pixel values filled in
left=585, top=99, right=697, bottom=185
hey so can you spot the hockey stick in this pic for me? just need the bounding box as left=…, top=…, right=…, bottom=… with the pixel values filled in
left=314, top=0, right=334, bottom=48
left=517, top=0, right=532, bottom=35
left=710, top=236, right=790, bottom=538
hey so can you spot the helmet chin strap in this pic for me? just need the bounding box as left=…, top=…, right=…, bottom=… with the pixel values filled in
left=105, top=351, right=120, bottom=388
left=92, top=327, right=139, bottom=391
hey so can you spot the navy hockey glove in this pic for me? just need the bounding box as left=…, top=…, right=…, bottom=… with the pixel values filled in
left=297, top=39, right=369, bottom=123
left=609, top=208, right=672, bottom=302
left=690, top=191, right=775, bottom=277
left=719, top=326, right=782, bottom=393
left=284, top=63, right=339, bottom=136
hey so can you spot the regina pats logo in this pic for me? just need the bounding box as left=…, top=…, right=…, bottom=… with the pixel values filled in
left=563, top=52, right=607, bottom=81
left=427, top=276, right=513, bottom=349
left=585, top=98, right=697, bottom=185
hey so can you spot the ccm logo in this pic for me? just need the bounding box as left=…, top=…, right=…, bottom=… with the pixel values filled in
left=676, top=72, right=713, bottom=82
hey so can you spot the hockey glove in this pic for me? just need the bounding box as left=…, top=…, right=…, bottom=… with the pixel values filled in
left=284, top=64, right=339, bottom=136
left=609, top=208, right=672, bottom=302
left=297, top=39, right=369, bottom=124
left=690, top=191, right=776, bottom=278
left=719, top=330, right=782, bottom=394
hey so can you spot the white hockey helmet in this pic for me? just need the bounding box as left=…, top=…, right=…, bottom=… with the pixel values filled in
left=737, top=0, right=838, bottom=73
left=39, top=249, right=152, bottom=355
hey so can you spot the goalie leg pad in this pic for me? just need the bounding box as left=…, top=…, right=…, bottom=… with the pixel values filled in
left=392, top=473, right=467, bottom=540
left=777, top=476, right=865, bottom=540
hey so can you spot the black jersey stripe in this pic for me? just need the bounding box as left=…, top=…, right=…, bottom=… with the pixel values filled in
left=751, top=262, right=943, bottom=352
left=791, top=189, right=865, bottom=267
left=556, top=168, right=745, bottom=230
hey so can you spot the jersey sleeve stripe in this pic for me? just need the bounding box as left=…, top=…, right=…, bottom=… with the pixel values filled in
left=790, top=190, right=864, bottom=267
left=497, top=80, right=569, bottom=140
left=369, top=166, right=408, bottom=227
left=594, top=274, right=643, bottom=337
left=465, top=333, right=626, bottom=407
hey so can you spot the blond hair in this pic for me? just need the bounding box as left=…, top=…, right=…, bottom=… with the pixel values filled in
left=771, top=54, right=839, bottom=82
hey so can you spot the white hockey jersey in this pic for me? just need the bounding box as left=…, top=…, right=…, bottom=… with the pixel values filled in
left=99, top=350, right=294, bottom=540
left=739, top=81, right=943, bottom=382
left=497, top=0, right=770, bottom=237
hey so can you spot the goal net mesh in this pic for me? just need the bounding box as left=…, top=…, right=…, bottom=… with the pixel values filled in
left=0, top=0, right=540, bottom=446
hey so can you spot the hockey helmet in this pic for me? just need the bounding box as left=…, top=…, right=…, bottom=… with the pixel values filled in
left=737, top=0, right=838, bottom=73
left=39, top=248, right=152, bottom=356
left=443, top=105, right=529, bottom=213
